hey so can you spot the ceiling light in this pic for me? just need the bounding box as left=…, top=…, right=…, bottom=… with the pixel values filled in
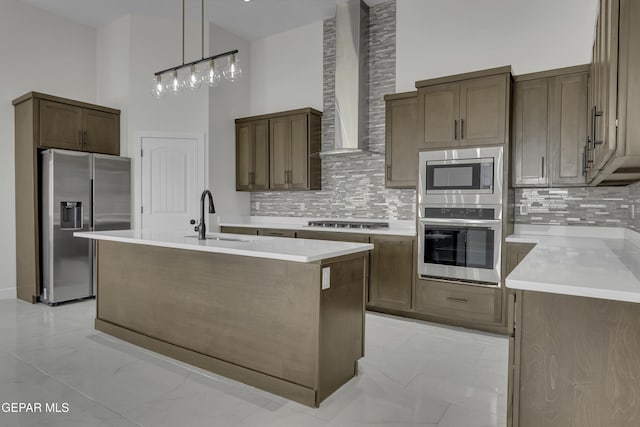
left=152, top=0, right=242, bottom=98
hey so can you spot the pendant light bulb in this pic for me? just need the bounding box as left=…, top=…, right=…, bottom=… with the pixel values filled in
left=184, top=65, right=202, bottom=91
left=169, top=70, right=184, bottom=95
left=205, top=60, right=221, bottom=87
left=223, top=54, right=242, bottom=82
left=151, top=75, right=167, bottom=98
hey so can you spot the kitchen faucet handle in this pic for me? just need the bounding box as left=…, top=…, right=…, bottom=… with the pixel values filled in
left=189, top=219, right=196, bottom=225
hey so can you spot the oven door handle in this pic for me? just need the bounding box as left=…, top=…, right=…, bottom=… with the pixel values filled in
left=419, top=218, right=501, bottom=226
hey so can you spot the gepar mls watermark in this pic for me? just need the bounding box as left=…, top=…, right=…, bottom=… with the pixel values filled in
left=1, top=402, right=69, bottom=414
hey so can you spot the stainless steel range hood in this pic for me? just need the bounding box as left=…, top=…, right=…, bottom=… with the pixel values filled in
left=322, top=0, right=370, bottom=156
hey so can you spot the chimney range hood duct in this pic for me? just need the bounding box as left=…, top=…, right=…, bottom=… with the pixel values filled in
left=322, top=0, right=370, bottom=156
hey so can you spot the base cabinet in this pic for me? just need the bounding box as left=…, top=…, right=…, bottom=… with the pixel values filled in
left=369, top=236, right=414, bottom=310
left=511, top=290, right=640, bottom=426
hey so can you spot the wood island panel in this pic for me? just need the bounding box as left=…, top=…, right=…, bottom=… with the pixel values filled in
left=95, top=240, right=366, bottom=407
left=513, top=290, right=640, bottom=426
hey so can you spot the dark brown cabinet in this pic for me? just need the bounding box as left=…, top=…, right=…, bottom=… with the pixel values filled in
left=416, top=67, right=510, bottom=150
left=38, top=97, right=119, bottom=155
left=235, top=120, right=269, bottom=191
left=258, top=228, right=297, bottom=238
left=235, top=108, right=321, bottom=192
left=512, top=66, right=590, bottom=188
left=384, top=92, right=418, bottom=188
left=369, top=235, right=414, bottom=310
left=12, top=92, right=121, bottom=303
left=587, top=0, right=640, bottom=185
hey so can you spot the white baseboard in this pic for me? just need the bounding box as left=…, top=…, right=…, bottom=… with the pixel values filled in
left=0, top=287, right=16, bottom=300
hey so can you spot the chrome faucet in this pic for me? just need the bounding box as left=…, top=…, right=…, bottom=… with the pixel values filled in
left=195, top=190, right=216, bottom=240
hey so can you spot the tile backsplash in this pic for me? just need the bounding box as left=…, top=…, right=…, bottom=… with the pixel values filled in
left=515, top=187, right=630, bottom=227
left=250, top=0, right=416, bottom=220
left=627, top=181, right=640, bottom=231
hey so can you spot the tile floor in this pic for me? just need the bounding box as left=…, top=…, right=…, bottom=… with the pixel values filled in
left=0, top=299, right=508, bottom=427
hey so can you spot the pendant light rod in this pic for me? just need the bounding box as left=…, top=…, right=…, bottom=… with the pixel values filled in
left=154, top=49, right=239, bottom=76
left=182, top=0, right=185, bottom=65
left=202, top=0, right=205, bottom=60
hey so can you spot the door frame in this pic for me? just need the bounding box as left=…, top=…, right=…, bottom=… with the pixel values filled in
left=133, top=131, right=207, bottom=230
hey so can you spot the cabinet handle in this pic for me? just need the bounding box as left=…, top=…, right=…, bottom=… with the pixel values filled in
left=592, top=106, right=604, bottom=146
left=583, top=141, right=589, bottom=176
left=386, top=165, right=391, bottom=180
left=446, top=297, right=468, bottom=304
left=454, top=120, right=458, bottom=140
left=461, top=118, right=465, bottom=139
left=541, top=157, right=545, bottom=178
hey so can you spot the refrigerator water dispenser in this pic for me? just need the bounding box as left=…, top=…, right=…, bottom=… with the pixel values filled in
left=60, top=201, right=83, bottom=230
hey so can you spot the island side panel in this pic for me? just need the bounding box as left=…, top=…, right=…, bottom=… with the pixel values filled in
left=95, top=240, right=321, bottom=389
left=317, top=254, right=367, bottom=404
left=515, top=290, right=640, bottom=427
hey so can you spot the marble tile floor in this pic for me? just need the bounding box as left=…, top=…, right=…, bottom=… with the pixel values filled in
left=0, top=299, right=508, bottom=427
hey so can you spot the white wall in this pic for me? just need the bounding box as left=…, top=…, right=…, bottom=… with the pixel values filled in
left=0, top=0, right=97, bottom=298
left=250, top=22, right=323, bottom=115
left=396, top=0, right=599, bottom=91
left=209, top=22, right=252, bottom=225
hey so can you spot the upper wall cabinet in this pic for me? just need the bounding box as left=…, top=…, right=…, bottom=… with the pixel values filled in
left=235, top=108, right=321, bottom=192
left=512, top=66, right=589, bottom=188
left=384, top=92, right=418, bottom=188
left=587, top=0, right=640, bottom=185
left=24, top=93, right=120, bottom=155
left=415, top=67, right=511, bottom=151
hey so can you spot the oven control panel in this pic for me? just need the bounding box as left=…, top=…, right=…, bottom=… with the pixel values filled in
left=423, top=207, right=495, bottom=220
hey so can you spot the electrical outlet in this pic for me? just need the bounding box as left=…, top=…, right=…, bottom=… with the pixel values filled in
left=255, top=202, right=260, bottom=210
left=322, top=267, right=331, bottom=290
left=520, top=204, right=528, bottom=215
left=300, top=202, right=306, bottom=211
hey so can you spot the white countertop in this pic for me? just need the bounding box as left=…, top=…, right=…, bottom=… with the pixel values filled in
left=506, top=225, right=640, bottom=303
left=218, top=216, right=416, bottom=236
left=74, top=230, right=373, bottom=263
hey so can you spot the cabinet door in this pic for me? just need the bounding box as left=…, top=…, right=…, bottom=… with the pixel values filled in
left=513, top=79, right=549, bottom=186
left=269, top=117, right=290, bottom=190
left=288, top=114, right=309, bottom=190
left=235, top=122, right=252, bottom=191
left=385, top=96, right=418, bottom=188
left=592, top=0, right=619, bottom=172
left=549, top=73, right=589, bottom=186
left=252, top=120, right=270, bottom=190
left=83, top=109, right=119, bottom=155
left=39, top=100, right=83, bottom=150
left=418, top=82, right=459, bottom=150
left=369, top=236, right=414, bottom=310
left=459, top=74, right=508, bottom=147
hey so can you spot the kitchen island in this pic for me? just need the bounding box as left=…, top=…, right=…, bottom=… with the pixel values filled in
left=506, top=226, right=640, bottom=427
left=74, top=230, right=373, bottom=407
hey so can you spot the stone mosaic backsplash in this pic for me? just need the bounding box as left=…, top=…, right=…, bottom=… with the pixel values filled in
left=250, top=0, right=416, bottom=220
left=515, top=187, right=630, bottom=227
left=627, top=181, right=640, bottom=231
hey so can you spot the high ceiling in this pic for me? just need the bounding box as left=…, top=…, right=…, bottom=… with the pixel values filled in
left=20, top=0, right=390, bottom=40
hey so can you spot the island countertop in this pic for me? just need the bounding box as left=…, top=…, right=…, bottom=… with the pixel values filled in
left=74, top=229, right=373, bottom=263
left=506, top=225, right=640, bottom=303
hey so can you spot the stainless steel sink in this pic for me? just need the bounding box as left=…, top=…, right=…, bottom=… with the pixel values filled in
left=184, top=236, right=252, bottom=243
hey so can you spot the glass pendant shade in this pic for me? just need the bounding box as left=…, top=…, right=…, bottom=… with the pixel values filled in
left=169, top=70, right=184, bottom=95
left=223, top=54, right=242, bottom=82
left=151, top=75, right=167, bottom=98
left=184, top=65, right=202, bottom=91
left=205, top=60, right=221, bottom=87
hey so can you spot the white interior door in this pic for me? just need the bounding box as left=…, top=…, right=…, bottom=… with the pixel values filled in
left=140, top=136, right=204, bottom=232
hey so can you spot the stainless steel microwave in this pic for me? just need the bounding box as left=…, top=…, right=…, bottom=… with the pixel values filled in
left=418, top=146, right=504, bottom=206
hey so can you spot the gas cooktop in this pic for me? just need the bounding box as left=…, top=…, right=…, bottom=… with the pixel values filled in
left=307, top=220, right=390, bottom=229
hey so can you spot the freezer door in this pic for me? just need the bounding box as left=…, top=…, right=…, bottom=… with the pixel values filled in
left=92, top=154, right=132, bottom=231
left=41, top=150, right=92, bottom=304
left=91, top=154, right=131, bottom=296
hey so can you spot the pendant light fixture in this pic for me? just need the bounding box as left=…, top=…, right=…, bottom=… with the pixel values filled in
left=152, top=0, right=241, bottom=98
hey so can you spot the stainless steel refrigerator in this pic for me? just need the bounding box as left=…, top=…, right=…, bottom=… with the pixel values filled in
left=40, top=149, right=131, bottom=305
